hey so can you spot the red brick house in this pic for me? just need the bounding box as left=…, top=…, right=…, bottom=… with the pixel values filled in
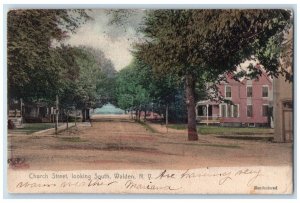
left=196, top=67, right=273, bottom=127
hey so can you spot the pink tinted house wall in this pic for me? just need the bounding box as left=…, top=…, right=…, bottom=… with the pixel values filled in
left=197, top=68, right=273, bottom=127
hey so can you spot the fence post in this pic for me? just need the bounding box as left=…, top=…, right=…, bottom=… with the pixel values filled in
left=55, top=95, right=59, bottom=135
left=166, top=104, right=169, bottom=133
left=66, top=110, right=69, bottom=130
left=75, top=107, right=77, bottom=126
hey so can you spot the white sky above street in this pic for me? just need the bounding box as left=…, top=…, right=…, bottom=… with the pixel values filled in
left=64, top=9, right=144, bottom=71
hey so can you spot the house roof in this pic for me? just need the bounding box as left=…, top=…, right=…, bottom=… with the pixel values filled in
left=223, top=59, right=273, bottom=84
left=239, top=64, right=272, bottom=84
left=196, top=100, right=219, bottom=105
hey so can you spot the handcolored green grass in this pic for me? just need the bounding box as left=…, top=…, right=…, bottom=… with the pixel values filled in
left=137, top=121, right=158, bottom=133
left=12, top=123, right=56, bottom=134
left=168, top=124, right=273, bottom=135
left=59, top=137, right=86, bottom=142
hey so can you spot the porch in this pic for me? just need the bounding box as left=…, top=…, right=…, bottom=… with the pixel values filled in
left=196, top=100, right=220, bottom=125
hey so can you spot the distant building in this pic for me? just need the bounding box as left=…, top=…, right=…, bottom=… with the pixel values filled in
left=93, top=103, right=125, bottom=115
left=8, top=99, right=23, bottom=128
left=8, top=99, right=82, bottom=124
left=273, top=76, right=293, bottom=142
left=196, top=67, right=273, bottom=127
left=273, top=28, right=293, bottom=142
left=8, top=100, right=55, bottom=123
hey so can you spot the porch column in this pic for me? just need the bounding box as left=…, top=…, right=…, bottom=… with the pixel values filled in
left=206, top=104, right=209, bottom=126
left=37, top=106, right=39, bottom=117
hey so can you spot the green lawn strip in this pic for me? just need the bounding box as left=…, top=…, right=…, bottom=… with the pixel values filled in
left=136, top=120, right=158, bottom=133
left=217, top=135, right=273, bottom=142
left=199, top=143, right=241, bottom=149
left=168, top=124, right=272, bottom=135
left=24, top=123, right=55, bottom=130
left=160, top=141, right=240, bottom=149
left=58, top=137, right=86, bottom=142
left=12, top=123, right=56, bottom=134
left=168, top=124, right=187, bottom=130
left=11, top=123, right=76, bottom=135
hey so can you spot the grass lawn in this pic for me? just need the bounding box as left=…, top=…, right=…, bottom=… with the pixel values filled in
left=137, top=120, right=157, bottom=133
left=59, top=137, right=86, bottom=142
left=168, top=124, right=273, bottom=135
left=10, top=123, right=57, bottom=134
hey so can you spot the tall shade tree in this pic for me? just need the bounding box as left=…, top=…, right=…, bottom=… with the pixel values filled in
left=135, top=9, right=292, bottom=141
left=116, top=58, right=207, bottom=123
left=7, top=9, right=90, bottom=101
left=116, top=63, right=150, bottom=119
left=54, top=45, right=116, bottom=121
left=125, top=59, right=182, bottom=122
left=80, top=46, right=118, bottom=105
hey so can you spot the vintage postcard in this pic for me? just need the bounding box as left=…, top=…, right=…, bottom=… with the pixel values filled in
left=6, top=8, right=294, bottom=194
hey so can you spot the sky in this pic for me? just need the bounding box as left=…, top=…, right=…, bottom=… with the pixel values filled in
left=64, top=9, right=145, bottom=71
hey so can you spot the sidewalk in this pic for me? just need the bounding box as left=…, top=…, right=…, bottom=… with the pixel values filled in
left=147, top=123, right=185, bottom=134
left=8, top=122, right=92, bottom=137
left=32, top=122, right=92, bottom=136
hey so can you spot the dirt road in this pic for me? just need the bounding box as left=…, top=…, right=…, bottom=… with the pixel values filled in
left=8, top=115, right=293, bottom=170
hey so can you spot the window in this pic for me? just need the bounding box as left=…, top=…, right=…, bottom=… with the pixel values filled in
left=202, top=106, right=207, bottom=116
left=247, top=105, right=253, bottom=117
left=220, top=104, right=227, bottom=117
left=283, top=101, right=293, bottom=109
left=262, top=86, right=269, bottom=98
left=247, top=86, right=252, bottom=97
left=232, top=105, right=239, bottom=118
left=262, top=105, right=268, bottom=117
left=227, top=104, right=232, bottom=118
left=220, top=104, right=239, bottom=118
left=225, top=86, right=231, bottom=98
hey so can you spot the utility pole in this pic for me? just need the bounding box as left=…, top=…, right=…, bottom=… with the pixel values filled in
left=20, top=98, right=23, bottom=124
left=66, top=109, right=69, bottom=130
left=55, top=95, right=59, bottom=135
left=166, top=104, right=169, bottom=133
left=75, top=107, right=77, bottom=127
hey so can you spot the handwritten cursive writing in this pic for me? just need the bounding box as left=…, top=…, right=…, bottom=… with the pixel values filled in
left=16, top=181, right=56, bottom=188
left=180, top=169, right=232, bottom=185
left=60, top=181, right=86, bottom=188
left=87, top=179, right=117, bottom=187
left=125, top=180, right=181, bottom=191
left=179, top=168, right=262, bottom=186
left=13, top=168, right=265, bottom=192
left=155, top=170, right=176, bottom=180
left=235, top=168, right=262, bottom=186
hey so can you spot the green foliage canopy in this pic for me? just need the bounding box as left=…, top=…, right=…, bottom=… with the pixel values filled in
left=7, top=9, right=90, bottom=101
left=136, top=9, right=292, bottom=80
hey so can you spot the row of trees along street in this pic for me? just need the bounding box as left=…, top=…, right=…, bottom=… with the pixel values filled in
left=116, top=58, right=207, bottom=124
left=8, top=9, right=293, bottom=140
left=7, top=10, right=117, bottom=133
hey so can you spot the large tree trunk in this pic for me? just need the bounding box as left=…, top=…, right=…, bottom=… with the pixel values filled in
left=135, top=109, right=138, bottom=121
left=86, top=109, right=90, bottom=121
left=185, top=74, right=198, bottom=141
left=55, top=95, right=59, bottom=135
left=138, top=109, right=141, bottom=121
left=82, top=109, right=86, bottom=122
left=144, top=106, right=147, bottom=121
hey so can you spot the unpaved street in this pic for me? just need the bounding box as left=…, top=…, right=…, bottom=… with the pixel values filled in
left=8, top=115, right=292, bottom=170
